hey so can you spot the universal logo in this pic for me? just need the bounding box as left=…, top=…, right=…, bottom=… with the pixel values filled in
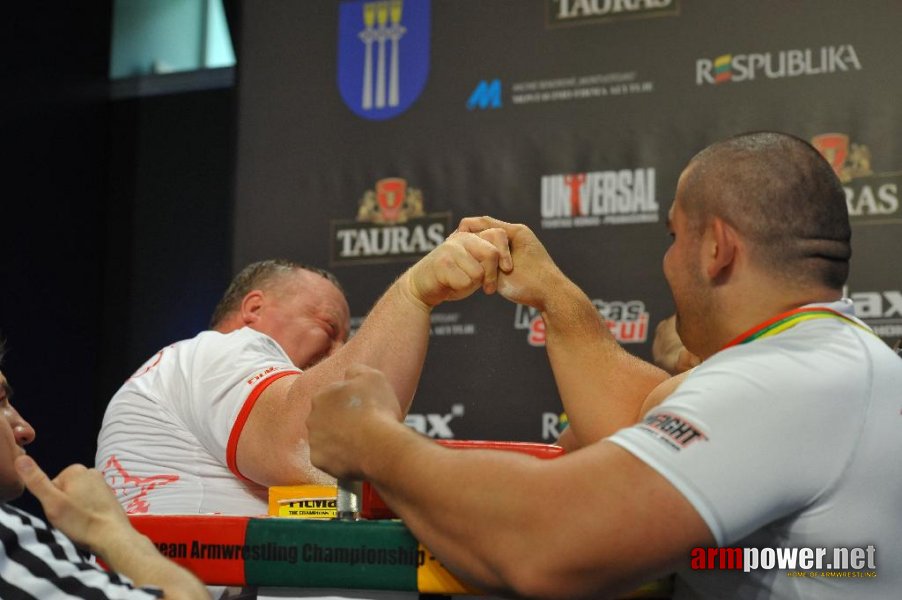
left=811, top=133, right=901, bottom=225
left=330, top=178, right=451, bottom=265
left=547, top=0, right=678, bottom=27
left=541, top=168, right=659, bottom=229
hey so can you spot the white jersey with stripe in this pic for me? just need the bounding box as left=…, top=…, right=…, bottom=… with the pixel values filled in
left=96, top=328, right=300, bottom=516
left=609, top=299, right=902, bottom=599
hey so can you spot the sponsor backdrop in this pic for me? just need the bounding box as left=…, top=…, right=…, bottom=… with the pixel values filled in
left=232, top=0, right=902, bottom=443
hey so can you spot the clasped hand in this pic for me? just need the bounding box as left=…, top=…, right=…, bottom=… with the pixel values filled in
left=310, top=216, right=566, bottom=480
left=406, top=216, right=562, bottom=311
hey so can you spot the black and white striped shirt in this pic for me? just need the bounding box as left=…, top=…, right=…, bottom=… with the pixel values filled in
left=0, top=503, right=163, bottom=599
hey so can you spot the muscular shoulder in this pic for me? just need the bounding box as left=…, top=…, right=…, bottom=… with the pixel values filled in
left=695, top=321, right=877, bottom=407
left=639, top=323, right=874, bottom=461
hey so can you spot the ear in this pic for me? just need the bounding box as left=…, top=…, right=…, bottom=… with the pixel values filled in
left=705, top=217, right=737, bottom=279
left=239, top=290, right=265, bottom=325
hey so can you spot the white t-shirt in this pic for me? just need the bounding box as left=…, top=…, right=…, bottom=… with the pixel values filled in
left=609, top=300, right=902, bottom=599
left=96, top=328, right=300, bottom=516
left=97, top=331, right=427, bottom=600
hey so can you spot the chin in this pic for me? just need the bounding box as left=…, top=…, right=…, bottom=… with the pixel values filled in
left=0, top=481, right=24, bottom=503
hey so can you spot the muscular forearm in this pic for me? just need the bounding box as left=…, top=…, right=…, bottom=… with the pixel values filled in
left=244, top=231, right=510, bottom=485
left=321, top=227, right=509, bottom=413
left=362, top=429, right=700, bottom=599
left=541, top=278, right=668, bottom=445
left=348, top=274, right=432, bottom=413
left=93, top=529, right=209, bottom=599
left=364, top=425, right=654, bottom=598
left=365, top=425, right=544, bottom=594
left=302, top=275, right=431, bottom=414
left=240, top=278, right=431, bottom=485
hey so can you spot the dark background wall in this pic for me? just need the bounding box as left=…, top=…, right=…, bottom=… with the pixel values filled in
left=231, top=0, right=902, bottom=444
left=2, top=4, right=234, bottom=515
left=2, top=3, right=113, bottom=515
left=2, top=0, right=900, bottom=514
left=101, top=89, right=234, bottom=429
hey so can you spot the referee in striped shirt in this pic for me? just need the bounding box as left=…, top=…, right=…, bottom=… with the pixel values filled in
left=0, top=340, right=209, bottom=599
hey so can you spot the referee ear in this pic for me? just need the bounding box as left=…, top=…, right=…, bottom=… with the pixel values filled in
left=240, top=290, right=266, bottom=325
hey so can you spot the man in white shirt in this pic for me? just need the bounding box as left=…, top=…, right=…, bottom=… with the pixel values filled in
left=307, top=132, right=902, bottom=599
left=97, top=229, right=512, bottom=516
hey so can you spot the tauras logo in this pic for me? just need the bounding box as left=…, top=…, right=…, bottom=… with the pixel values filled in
left=811, top=133, right=900, bottom=224
left=541, top=168, right=658, bottom=229
left=548, top=0, right=678, bottom=25
left=696, top=44, right=861, bottom=85
left=331, top=178, right=450, bottom=265
left=515, top=300, right=649, bottom=346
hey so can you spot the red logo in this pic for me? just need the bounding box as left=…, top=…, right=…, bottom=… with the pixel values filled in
left=811, top=133, right=849, bottom=177
left=101, top=455, right=179, bottom=514
left=376, top=178, right=408, bottom=222
left=564, top=173, right=586, bottom=216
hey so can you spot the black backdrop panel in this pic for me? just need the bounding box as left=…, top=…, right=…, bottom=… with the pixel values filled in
left=233, top=0, right=902, bottom=442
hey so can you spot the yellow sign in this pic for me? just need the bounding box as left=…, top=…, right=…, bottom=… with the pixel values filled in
left=268, top=485, right=338, bottom=519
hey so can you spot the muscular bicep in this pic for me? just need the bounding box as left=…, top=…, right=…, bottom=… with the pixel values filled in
left=524, top=441, right=714, bottom=596
left=234, top=374, right=334, bottom=487
left=384, top=435, right=714, bottom=598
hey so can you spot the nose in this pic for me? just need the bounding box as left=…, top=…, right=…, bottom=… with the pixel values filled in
left=9, top=409, right=35, bottom=446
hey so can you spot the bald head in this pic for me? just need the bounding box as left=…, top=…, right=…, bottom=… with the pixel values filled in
left=681, top=132, right=851, bottom=289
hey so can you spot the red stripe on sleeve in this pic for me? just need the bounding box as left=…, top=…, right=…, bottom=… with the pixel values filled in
left=226, top=370, right=300, bottom=482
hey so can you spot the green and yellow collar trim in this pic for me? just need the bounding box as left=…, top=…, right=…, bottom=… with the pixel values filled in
left=722, top=306, right=873, bottom=350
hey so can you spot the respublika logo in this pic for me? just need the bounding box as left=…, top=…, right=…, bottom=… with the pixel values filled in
left=467, top=79, right=502, bottom=110
left=338, top=0, right=430, bottom=120
left=330, top=178, right=451, bottom=265
left=850, top=290, right=902, bottom=340
left=515, top=300, right=649, bottom=346
left=547, top=0, right=679, bottom=26
left=696, top=44, right=861, bottom=85
left=541, top=412, right=568, bottom=442
left=811, top=133, right=901, bottom=224
left=541, top=169, right=659, bottom=228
